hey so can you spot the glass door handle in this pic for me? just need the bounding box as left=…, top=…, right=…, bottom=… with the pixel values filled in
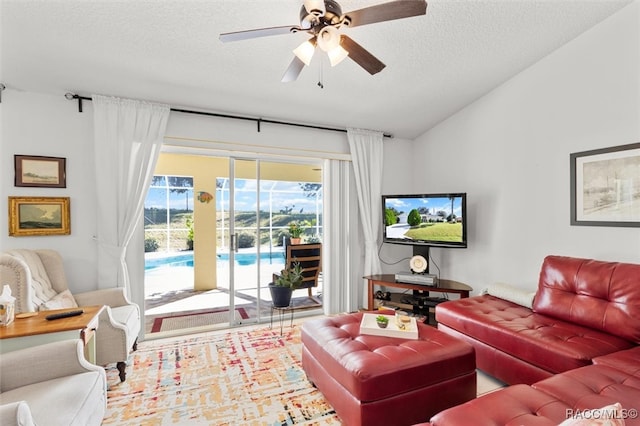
left=230, top=233, right=239, bottom=252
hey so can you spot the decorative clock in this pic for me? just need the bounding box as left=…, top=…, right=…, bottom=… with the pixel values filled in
left=409, top=255, right=428, bottom=274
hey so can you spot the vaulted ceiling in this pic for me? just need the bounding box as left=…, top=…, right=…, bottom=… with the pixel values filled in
left=1, top=0, right=633, bottom=139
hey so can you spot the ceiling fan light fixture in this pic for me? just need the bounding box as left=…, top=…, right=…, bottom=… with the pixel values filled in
left=220, top=0, right=428, bottom=82
left=293, top=39, right=316, bottom=66
left=327, top=45, right=348, bottom=66
left=317, top=26, right=341, bottom=52
left=303, top=0, right=326, bottom=17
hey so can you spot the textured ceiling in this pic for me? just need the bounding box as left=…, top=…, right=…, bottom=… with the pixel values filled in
left=1, top=0, right=633, bottom=139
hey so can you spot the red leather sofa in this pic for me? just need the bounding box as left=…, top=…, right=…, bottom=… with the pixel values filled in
left=420, top=255, right=640, bottom=425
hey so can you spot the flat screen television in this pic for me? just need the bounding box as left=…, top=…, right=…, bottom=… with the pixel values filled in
left=382, top=193, right=467, bottom=249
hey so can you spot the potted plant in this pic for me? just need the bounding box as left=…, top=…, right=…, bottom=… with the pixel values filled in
left=288, top=222, right=303, bottom=245
left=376, top=315, right=390, bottom=328
left=185, top=217, right=194, bottom=251
left=269, top=262, right=304, bottom=307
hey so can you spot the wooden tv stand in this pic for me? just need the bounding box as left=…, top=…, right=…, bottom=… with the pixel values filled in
left=365, top=274, right=472, bottom=318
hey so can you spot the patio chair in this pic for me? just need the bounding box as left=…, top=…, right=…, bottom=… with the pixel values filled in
left=280, top=243, right=322, bottom=300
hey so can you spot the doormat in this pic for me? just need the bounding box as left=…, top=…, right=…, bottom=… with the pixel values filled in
left=289, top=294, right=323, bottom=309
left=151, top=307, right=249, bottom=333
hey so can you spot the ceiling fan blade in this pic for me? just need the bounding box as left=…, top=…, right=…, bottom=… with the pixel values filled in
left=343, top=0, right=427, bottom=28
left=281, top=56, right=306, bottom=83
left=340, top=35, right=386, bottom=75
left=220, top=25, right=301, bottom=43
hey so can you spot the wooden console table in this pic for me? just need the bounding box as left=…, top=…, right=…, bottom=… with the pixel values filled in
left=365, top=274, right=472, bottom=311
left=0, top=305, right=104, bottom=363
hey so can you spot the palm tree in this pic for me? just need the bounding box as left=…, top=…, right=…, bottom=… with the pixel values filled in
left=449, top=196, right=455, bottom=222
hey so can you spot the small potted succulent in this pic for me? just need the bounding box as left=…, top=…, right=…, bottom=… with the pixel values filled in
left=376, top=315, right=390, bottom=328
left=269, top=262, right=304, bottom=307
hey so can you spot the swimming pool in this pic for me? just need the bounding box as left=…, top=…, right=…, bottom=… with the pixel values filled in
left=217, top=251, right=284, bottom=266
left=145, top=251, right=284, bottom=270
left=145, top=253, right=194, bottom=270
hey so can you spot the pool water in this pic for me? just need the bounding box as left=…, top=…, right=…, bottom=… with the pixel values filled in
left=145, top=253, right=193, bottom=270
left=145, top=251, right=284, bottom=270
left=217, top=251, right=284, bottom=266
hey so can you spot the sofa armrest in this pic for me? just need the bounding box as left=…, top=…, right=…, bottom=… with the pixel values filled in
left=0, top=339, right=105, bottom=392
left=0, top=401, right=35, bottom=426
left=74, top=287, right=132, bottom=308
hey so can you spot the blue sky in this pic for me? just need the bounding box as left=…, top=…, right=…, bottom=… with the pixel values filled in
left=145, top=179, right=321, bottom=213
left=384, top=195, right=464, bottom=217
left=218, top=180, right=321, bottom=213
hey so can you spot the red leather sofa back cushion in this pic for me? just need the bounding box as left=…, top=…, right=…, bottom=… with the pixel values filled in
left=533, top=255, right=640, bottom=344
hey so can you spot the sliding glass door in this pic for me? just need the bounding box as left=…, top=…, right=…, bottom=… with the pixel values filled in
left=226, top=158, right=261, bottom=325
left=218, top=158, right=323, bottom=325
left=144, top=152, right=323, bottom=334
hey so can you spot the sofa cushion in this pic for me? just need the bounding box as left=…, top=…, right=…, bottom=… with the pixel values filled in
left=533, top=364, right=640, bottom=417
left=593, top=346, right=640, bottom=378
left=558, top=403, right=625, bottom=426
left=39, top=289, right=78, bottom=311
left=428, top=384, right=571, bottom=426
left=436, top=295, right=634, bottom=374
left=0, top=371, right=105, bottom=426
left=533, top=255, right=640, bottom=344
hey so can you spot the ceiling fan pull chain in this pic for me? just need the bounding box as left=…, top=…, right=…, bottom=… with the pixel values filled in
left=318, top=56, right=324, bottom=89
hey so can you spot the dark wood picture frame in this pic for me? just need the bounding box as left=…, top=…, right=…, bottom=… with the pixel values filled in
left=8, top=196, right=71, bottom=236
left=570, top=142, right=640, bottom=227
left=14, top=155, right=66, bottom=188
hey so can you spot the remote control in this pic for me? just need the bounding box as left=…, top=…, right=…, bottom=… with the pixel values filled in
left=45, top=309, right=84, bottom=320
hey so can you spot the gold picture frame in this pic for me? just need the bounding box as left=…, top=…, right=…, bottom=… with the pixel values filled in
left=8, top=196, right=71, bottom=236
left=14, top=155, right=66, bottom=188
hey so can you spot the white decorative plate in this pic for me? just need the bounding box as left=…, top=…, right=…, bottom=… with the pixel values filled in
left=409, top=255, right=428, bottom=273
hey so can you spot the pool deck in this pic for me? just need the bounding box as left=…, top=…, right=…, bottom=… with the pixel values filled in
left=144, top=249, right=323, bottom=336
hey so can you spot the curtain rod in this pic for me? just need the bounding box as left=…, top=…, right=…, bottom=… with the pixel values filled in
left=64, top=93, right=392, bottom=138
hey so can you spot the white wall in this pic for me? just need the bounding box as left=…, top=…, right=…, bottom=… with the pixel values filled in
left=1, top=89, right=411, bottom=305
left=0, top=91, right=98, bottom=294
left=378, top=138, right=416, bottom=269
left=411, top=1, right=640, bottom=294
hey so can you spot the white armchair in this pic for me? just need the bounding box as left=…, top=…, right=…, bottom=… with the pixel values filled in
left=0, top=339, right=107, bottom=426
left=0, top=249, right=140, bottom=381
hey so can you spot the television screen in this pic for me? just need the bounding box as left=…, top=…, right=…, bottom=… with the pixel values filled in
left=382, top=193, right=467, bottom=248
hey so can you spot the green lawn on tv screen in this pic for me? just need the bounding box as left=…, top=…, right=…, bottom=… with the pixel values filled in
left=404, top=222, right=462, bottom=242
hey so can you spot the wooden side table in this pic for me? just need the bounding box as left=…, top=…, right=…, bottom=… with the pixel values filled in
left=0, top=305, right=104, bottom=363
left=365, top=275, right=472, bottom=323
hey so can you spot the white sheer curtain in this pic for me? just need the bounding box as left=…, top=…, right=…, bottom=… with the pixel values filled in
left=92, top=95, right=170, bottom=294
left=322, top=159, right=360, bottom=314
left=347, top=128, right=383, bottom=288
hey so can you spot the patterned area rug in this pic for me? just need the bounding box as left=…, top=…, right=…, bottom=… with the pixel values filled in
left=151, top=308, right=249, bottom=333
left=103, top=325, right=340, bottom=425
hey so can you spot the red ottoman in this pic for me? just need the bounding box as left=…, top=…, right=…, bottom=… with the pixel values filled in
left=301, top=312, right=476, bottom=426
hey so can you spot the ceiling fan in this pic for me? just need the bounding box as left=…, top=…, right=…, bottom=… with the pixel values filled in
left=219, top=0, right=427, bottom=83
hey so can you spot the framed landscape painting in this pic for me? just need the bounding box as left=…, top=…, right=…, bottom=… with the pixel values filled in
left=8, top=196, right=71, bottom=236
left=570, top=142, right=640, bottom=227
left=14, top=155, right=66, bottom=188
